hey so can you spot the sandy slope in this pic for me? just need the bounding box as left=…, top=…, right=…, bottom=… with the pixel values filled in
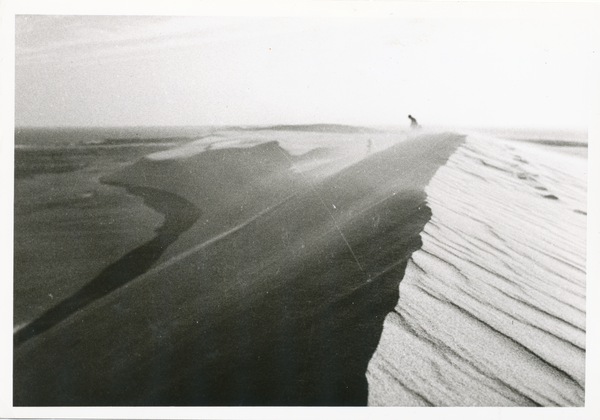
left=367, top=133, right=587, bottom=406
left=13, top=130, right=464, bottom=406
left=13, top=145, right=170, bottom=329
left=14, top=128, right=584, bottom=406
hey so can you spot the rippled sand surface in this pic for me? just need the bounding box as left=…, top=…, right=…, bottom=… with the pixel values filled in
left=13, top=127, right=586, bottom=406
left=367, top=134, right=586, bottom=406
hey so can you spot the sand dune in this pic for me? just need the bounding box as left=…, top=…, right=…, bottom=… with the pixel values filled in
left=13, top=186, right=200, bottom=346
left=12, top=128, right=585, bottom=406
left=13, top=131, right=464, bottom=405
left=367, top=133, right=586, bottom=406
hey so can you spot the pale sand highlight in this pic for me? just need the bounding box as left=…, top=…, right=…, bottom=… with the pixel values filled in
left=367, top=133, right=586, bottom=406
left=13, top=127, right=585, bottom=406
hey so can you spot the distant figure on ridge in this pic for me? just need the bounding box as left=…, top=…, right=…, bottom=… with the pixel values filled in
left=408, top=114, right=420, bottom=129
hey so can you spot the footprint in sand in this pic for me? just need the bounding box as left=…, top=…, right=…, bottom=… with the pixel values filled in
left=514, top=155, right=528, bottom=164
left=509, top=156, right=559, bottom=200
left=514, top=170, right=559, bottom=201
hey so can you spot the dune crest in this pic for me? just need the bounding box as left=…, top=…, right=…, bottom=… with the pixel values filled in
left=367, top=134, right=587, bottom=406
left=14, top=132, right=464, bottom=406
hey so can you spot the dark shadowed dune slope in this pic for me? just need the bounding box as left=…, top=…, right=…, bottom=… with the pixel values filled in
left=13, top=187, right=200, bottom=347
left=14, top=132, right=464, bottom=406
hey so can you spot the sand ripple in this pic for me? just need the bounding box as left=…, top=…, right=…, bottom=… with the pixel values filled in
left=367, top=134, right=587, bottom=406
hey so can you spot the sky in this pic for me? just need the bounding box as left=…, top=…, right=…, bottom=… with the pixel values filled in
left=13, top=10, right=595, bottom=129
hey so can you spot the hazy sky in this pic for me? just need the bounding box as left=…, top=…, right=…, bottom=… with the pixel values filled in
left=15, top=13, right=593, bottom=129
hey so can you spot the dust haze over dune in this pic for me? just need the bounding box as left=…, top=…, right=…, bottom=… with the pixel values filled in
left=13, top=126, right=464, bottom=405
left=12, top=125, right=587, bottom=407
left=9, top=7, right=595, bottom=411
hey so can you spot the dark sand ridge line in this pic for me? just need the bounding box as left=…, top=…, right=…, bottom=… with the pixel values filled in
left=98, top=136, right=198, bottom=145
left=97, top=140, right=309, bottom=265
left=14, top=132, right=465, bottom=406
left=13, top=186, right=200, bottom=347
left=245, top=123, right=380, bottom=133
left=13, top=141, right=306, bottom=335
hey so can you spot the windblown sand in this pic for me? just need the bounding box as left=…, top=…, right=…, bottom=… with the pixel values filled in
left=367, top=134, right=586, bottom=406
left=12, top=127, right=586, bottom=406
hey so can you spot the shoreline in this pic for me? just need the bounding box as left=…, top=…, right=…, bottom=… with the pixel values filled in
left=14, top=185, right=200, bottom=347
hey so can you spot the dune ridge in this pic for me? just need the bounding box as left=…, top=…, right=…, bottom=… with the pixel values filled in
left=14, top=132, right=464, bottom=406
left=367, top=133, right=587, bottom=406
left=245, top=123, right=379, bottom=133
